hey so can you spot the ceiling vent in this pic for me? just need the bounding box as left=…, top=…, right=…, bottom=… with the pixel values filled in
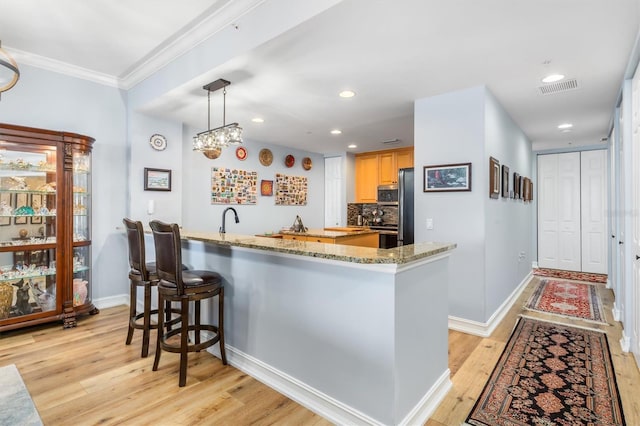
left=538, top=78, right=579, bottom=95
left=382, top=138, right=401, bottom=145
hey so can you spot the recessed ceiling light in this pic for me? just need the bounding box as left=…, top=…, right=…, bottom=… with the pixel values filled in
left=339, top=90, right=356, bottom=98
left=331, top=129, right=342, bottom=135
left=561, top=129, right=572, bottom=133
left=348, top=144, right=357, bottom=149
left=251, top=117, right=264, bottom=123
left=542, top=74, right=565, bottom=83
left=558, top=123, right=573, bottom=129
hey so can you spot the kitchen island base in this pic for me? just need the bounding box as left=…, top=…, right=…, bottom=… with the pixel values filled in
left=164, top=234, right=454, bottom=425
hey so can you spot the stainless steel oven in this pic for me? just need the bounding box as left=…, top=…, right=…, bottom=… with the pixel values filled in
left=370, top=225, right=399, bottom=248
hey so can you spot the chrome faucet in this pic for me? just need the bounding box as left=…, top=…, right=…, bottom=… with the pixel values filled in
left=220, top=207, right=239, bottom=233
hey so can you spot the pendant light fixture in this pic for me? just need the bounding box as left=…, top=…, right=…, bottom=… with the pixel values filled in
left=193, top=79, right=243, bottom=158
left=0, top=41, right=20, bottom=100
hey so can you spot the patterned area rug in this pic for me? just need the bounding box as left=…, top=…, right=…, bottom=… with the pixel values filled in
left=0, top=364, right=42, bottom=426
left=524, top=279, right=607, bottom=324
left=466, top=317, right=625, bottom=426
left=533, top=268, right=608, bottom=284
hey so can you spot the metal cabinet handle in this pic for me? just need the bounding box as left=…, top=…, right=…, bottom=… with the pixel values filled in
left=619, top=241, right=624, bottom=245
left=636, top=255, right=640, bottom=260
left=612, top=235, right=616, bottom=238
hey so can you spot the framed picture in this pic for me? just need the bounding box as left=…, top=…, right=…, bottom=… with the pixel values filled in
left=144, top=168, right=171, bottom=191
left=489, top=157, right=500, bottom=199
left=501, top=165, right=510, bottom=198
left=423, top=162, right=472, bottom=192
left=0, top=192, right=11, bottom=226
left=31, top=194, right=43, bottom=224
left=513, top=172, right=520, bottom=199
left=519, top=175, right=524, bottom=199
left=523, top=177, right=531, bottom=201
left=529, top=180, right=534, bottom=202
left=260, top=180, right=273, bottom=196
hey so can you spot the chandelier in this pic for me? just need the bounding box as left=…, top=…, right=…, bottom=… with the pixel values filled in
left=0, top=41, right=20, bottom=100
left=193, top=79, right=243, bottom=158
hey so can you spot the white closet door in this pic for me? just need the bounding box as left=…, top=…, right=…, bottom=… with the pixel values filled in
left=324, top=156, right=343, bottom=227
left=538, top=152, right=581, bottom=271
left=538, top=154, right=559, bottom=268
left=581, top=150, right=608, bottom=273
left=631, top=65, right=640, bottom=361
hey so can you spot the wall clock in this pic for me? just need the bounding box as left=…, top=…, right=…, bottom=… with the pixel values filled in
left=149, top=134, right=167, bottom=151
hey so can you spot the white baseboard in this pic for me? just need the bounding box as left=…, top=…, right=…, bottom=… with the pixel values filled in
left=606, top=278, right=612, bottom=289
left=222, top=345, right=384, bottom=425
left=398, top=369, right=451, bottom=426
left=612, top=302, right=621, bottom=322
left=620, top=330, right=631, bottom=352
left=448, top=271, right=533, bottom=337
left=215, top=345, right=451, bottom=425
left=532, top=261, right=539, bottom=269
left=93, top=294, right=128, bottom=310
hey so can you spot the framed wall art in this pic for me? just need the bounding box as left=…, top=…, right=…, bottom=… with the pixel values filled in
left=529, top=180, right=534, bottom=202
left=489, top=157, right=500, bottom=199
left=522, top=177, right=531, bottom=202
left=31, top=194, right=43, bottom=224
left=261, top=180, right=273, bottom=196
left=519, top=175, right=524, bottom=199
left=144, top=168, right=172, bottom=191
left=0, top=193, right=11, bottom=226
left=423, top=162, right=472, bottom=192
left=513, top=172, right=520, bottom=199
left=501, top=165, right=509, bottom=198
left=275, top=174, right=307, bottom=205
left=211, top=167, right=257, bottom=205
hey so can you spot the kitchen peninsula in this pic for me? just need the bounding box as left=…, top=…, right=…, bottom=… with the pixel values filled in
left=148, top=229, right=455, bottom=425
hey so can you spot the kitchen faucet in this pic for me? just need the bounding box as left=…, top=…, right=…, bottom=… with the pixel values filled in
left=220, top=207, right=239, bottom=233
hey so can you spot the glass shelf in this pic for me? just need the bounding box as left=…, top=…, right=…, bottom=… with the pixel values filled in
left=0, top=190, right=57, bottom=195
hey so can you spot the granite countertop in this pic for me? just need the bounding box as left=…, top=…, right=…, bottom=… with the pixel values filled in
left=280, top=228, right=378, bottom=238
left=179, top=230, right=455, bottom=265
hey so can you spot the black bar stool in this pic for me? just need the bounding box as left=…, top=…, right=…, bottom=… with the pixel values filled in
left=123, top=218, right=181, bottom=357
left=149, top=220, right=227, bottom=387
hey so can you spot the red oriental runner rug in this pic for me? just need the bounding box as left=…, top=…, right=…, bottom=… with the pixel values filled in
left=465, top=317, right=625, bottom=426
left=533, top=268, right=608, bottom=284
left=524, top=279, right=607, bottom=324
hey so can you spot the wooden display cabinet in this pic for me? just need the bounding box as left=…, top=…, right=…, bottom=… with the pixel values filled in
left=0, top=123, right=96, bottom=331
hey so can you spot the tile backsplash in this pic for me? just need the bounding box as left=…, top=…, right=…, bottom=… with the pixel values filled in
left=347, top=203, right=398, bottom=226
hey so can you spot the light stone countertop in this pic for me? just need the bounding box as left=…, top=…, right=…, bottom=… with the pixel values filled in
left=280, top=228, right=378, bottom=238
left=179, top=229, right=455, bottom=265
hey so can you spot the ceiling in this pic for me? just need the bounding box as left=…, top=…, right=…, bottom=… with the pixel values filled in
left=2, top=0, right=639, bottom=154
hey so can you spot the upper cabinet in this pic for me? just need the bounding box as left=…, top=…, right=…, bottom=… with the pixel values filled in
left=355, top=147, right=414, bottom=203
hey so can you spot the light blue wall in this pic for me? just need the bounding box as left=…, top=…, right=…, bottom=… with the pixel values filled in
left=0, top=64, right=130, bottom=302
left=180, top=125, right=325, bottom=235
left=483, top=90, right=533, bottom=317
left=414, top=86, right=487, bottom=321
left=414, top=86, right=533, bottom=323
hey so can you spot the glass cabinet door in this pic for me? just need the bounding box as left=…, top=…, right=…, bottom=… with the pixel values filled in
left=72, top=151, right=91, bottom=307
left=0, top=142, right=58, bottom=320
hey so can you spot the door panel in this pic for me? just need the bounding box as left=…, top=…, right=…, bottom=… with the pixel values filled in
left=581, top=150, right=608, bottom=273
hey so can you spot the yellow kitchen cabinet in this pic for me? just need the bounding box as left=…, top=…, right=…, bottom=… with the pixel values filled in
left=355, top=153, right=379, bottom=203
left=355, top=148, right=414, bottom=201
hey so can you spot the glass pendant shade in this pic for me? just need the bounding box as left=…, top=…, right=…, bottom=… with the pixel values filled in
left=192, top=79, right=243, bottom=156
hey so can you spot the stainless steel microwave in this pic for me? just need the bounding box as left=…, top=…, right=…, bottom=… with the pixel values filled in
left=377, top=184, right=398, bottom=204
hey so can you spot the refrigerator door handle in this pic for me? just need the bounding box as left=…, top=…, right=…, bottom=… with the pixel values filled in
left=398, top=169, right=404, bottom=244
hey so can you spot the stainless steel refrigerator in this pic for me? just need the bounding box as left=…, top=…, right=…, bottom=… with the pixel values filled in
left=398, top=167, right=414, bottom=246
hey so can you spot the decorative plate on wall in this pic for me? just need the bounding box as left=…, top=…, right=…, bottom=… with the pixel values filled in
left=236, top=147, right=247, bottom=160
left=149, top=134, right=167, bottom=151
left=285, top=154, right=295, bottom=168
left=302, top=157, right=312, bottom=170
left=259, top=149, right=273, bottom=166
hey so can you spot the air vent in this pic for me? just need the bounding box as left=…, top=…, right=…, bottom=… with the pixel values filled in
left=538, top=78, right=579, bottom=95
left=382, top=138, right=401, bottom=145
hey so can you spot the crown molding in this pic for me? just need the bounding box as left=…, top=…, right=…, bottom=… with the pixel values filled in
left=4, top=0, right=267, bottom=91
left=6, top=46, right=120, bottom=88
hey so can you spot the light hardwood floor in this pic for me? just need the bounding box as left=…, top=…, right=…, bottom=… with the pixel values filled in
left=0, top=275, right=638, bottom=425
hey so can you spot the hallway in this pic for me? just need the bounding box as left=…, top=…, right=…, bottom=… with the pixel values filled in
left=427, top=274, right=639, bottom=425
